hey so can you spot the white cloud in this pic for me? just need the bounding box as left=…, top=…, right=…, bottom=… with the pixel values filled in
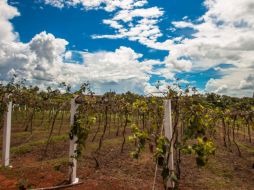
left=0, top=31, right=68, bottom=84
left=92, top=7, right=171, bottom=50
left=103, top=19, right=122, bottom=29
left=44, top=0, right=65, bottom=8
left=239, top=74, right=254, bottom=90
left=43, top=0, right=148, bottom=12
left=203, top=0, right=254, bottom=27
left=165, top=0, right=254, bottom=97
left=112, top=7, right=163, bottom=22
left=205, top=67, right=254, bottom=97
left=64, top=51, right=72, bottom=60
left=164, top=56, right=192, bottom=72
left=0, top=30, right=166, bottom=93
left=171, top=21, right=194, bottom=28
left=0, top=0, right=20, bottom=42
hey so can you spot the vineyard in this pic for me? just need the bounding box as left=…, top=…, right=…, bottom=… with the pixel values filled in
left=0, top=82, right=254, bottom=190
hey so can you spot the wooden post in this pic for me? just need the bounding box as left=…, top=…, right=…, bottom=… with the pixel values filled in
left=163, top=99, right=174, bottom=189
left=69, top=97, right=79, bottom=184
left=2, top=97, right=12, bottom=167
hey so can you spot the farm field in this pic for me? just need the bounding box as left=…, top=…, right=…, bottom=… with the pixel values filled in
left=0, top=87, right=254, bottom=190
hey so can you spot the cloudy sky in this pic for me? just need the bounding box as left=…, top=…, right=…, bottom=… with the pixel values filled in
left=0, top=0, right=253, bottom=96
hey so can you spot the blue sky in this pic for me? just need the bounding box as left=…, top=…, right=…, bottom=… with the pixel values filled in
left=1, top=0, right=254, bottom=96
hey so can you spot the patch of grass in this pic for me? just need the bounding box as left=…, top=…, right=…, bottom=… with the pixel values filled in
left=10, top=135, right=68, bottom=155
left=86, top=136, right=124, bottom=151
left=48, top=157, right=69, bottom=171
left=16, top=178, right=34, bottom=190
left=0, top=165, right=13, bottom=171
left=238, top=142, right=254, bottom=153
left=44, top=156, right=69, bottom=165
left=203, top=158, right=235, bottom=190
left=207, top=159, right=234, bottom=179
left=50, top=135, right=68, bottom=141
left=53, top=164, right=61, bottom=171
left=12, top=131, right=31, bottom=138
left=204, top=177, right=229, bottom=189
left=12, top=145, right=32, bottom=155
left=12, top=129, right=50, bottom=137
left=104, top=137, right=123, bottom=146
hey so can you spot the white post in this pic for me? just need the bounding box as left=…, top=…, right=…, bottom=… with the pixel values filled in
left=69, top=98, right=79, bottom=184
left=2, top=98, right=12, bottom=167
left=163, top=99, right=174, bottom=189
